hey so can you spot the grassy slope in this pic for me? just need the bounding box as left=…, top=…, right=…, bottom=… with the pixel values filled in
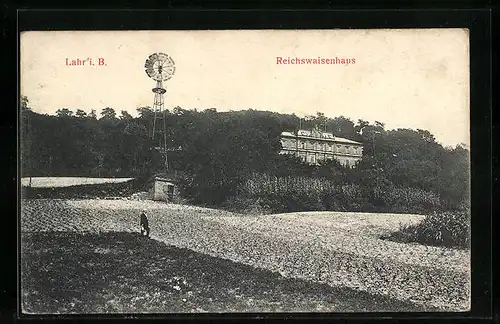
left=21, top=231, right=433, bottom=314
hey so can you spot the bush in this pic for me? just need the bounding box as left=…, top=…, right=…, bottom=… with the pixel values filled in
left=321, top=184, right=365, bottom=212
left=177, top=171, right=462, bottom=216
left=238, top=173, right=448, bottom=215
left=221, top=196, right=273, bottom=215
left=384, top=209, right=470, bottom=249
left=278, top=189, right=325, bottom=213
left=381, top=186, right=443, bottom=214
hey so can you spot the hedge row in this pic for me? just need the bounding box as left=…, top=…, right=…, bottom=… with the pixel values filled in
left=227, top=173, right=446, bottom=215
left=21, top=178, right=148, bottom=200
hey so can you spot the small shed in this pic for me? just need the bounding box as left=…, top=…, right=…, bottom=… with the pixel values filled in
left=149, top=176, right=179, bottom=202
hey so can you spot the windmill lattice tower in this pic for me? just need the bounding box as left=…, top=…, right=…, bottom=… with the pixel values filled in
left=144, top=53, right=176, bottom=169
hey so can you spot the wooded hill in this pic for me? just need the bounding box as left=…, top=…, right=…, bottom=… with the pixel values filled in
left=20, top=96, right=469, bottom=213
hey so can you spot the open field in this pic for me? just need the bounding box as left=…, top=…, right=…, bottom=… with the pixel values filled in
left=20, top=177, right=134, bottom=188
left=21, top=231, right=432, bottom=313
left=21, top=199, right=470, bottom=312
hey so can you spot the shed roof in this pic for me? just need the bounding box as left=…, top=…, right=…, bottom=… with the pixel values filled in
left=153, top=176, right=177, bottom=183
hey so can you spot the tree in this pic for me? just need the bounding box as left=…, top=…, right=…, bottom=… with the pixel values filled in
left=100, top=107, right=117, bottom=120
left=20, top=95, right=33, bottom=185
left=21, top=95, right=31, bottom=111
left=417, top=129, right=436, bottom=143
left=136, top=106, right=155, bottom=138
left=374, top=121, right=385, bottom=129
left=19, top=105, right=470, bottom=211
left=88, top=109, right=97, bottom=119
left=56, top=108, right=74, bottom=117
left=329, top=116, right=357, bottom=139
left=137, top=106, right=154, bottom=119
left=438, top=144, right=470, bottom=210
left=315, top=112, right=328, bottom=131
left=76, top=109, right=87, bottom=118
left=120, top=110, right=134, bottom=120
left=355, top=119, right=370, bottom=134
left=315, top=158, right=350, bottom=183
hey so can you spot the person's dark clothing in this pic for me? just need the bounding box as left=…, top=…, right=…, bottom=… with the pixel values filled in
left=140, top=212, right=150, bottom=237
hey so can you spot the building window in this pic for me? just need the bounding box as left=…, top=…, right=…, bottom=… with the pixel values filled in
left=301, top=142, right=305, bottom=149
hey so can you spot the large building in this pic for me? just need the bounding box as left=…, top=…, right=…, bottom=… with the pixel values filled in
left=280, top=129, right=363, bottom=167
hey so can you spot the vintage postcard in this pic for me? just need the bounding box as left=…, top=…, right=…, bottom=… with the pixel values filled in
left=20, top=29, right=470, bottom=314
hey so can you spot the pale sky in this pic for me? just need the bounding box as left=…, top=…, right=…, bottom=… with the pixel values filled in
left=20, top=29, right=470, bottom=147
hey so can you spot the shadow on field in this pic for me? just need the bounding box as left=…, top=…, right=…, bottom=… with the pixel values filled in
left=21, top=231, right=437, bottom=314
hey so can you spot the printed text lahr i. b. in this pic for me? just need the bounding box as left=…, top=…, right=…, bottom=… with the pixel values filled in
left=65, top=57, right=107, bottom=66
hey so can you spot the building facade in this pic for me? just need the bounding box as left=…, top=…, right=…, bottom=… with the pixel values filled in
left=280, top=129, right=363, bottom=167
left=149, top=176, right=178, bottom=202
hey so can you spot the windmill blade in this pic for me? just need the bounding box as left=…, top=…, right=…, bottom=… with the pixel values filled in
left=157, top=53, right=168, bottom=61
left=145, top=58, right=156, bottom=70
left=149, top=53, right=158, bottom=61
left=163, top=68, right=175, bottom=78
left=163, top=61, right=174, bottom=69
left=145, top=69, right=156, bottom=78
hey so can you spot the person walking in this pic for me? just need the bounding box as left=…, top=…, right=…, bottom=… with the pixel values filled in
left=140, top=210, right=150, bottom=238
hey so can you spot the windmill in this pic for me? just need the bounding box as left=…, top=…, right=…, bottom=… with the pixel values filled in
left=144, top=52, right=176, bottom=170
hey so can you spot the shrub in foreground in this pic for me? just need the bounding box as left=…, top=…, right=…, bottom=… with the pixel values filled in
left=385, top=209, right=470, bottom=249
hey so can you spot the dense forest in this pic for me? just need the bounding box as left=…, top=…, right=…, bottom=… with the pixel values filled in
left=20, top=96, right=469, bottom=213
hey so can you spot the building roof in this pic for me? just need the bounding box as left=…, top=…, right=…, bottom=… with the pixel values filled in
left=280, top=130, right=362, bottom=145
left=154, top=177, right=176, bottom=183
left=151, top=172, right=181, bottom=183
left=321, top=132, right=335, bottom=139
